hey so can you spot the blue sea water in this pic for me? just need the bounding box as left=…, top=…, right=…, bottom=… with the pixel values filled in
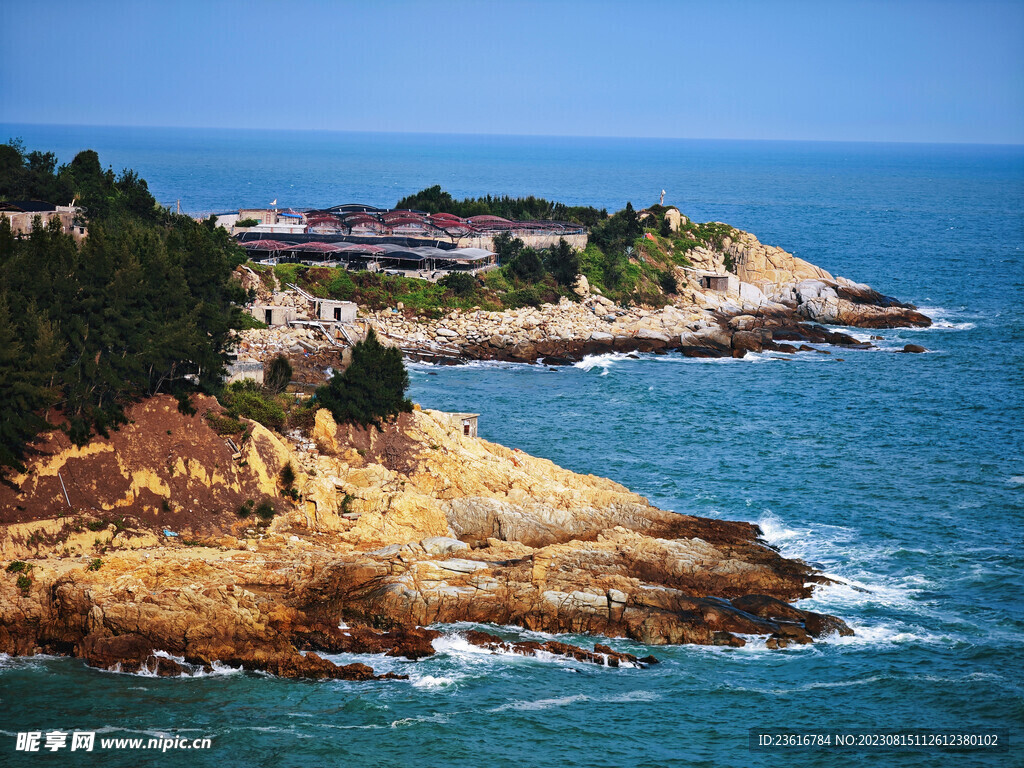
left=1, top=125, right=1022, bottom=767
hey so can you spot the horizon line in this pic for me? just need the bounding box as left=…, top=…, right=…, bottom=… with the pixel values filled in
left=2, top=120, right=1023, bottom=149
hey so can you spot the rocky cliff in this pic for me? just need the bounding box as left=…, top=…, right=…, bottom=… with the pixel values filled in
left=0, top=396, right=851, bottom=680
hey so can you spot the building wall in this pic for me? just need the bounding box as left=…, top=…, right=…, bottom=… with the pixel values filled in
left=317, top=301, right=357, bottom=323
left=225, top=361, right=264, bottom=385
left=455, top=232, right=588, bottom=252
left=437, top=412, right=479, bottom=438
left=249, top=305, right=296, bottom=326
left=2, top=210, right=87, bottom=242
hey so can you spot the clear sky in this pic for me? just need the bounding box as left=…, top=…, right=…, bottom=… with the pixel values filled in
left=2, top=0, right=1022, bottom=143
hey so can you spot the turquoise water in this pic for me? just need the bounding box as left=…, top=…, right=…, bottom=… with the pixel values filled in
left=1, top=125, right=1022, bottom=766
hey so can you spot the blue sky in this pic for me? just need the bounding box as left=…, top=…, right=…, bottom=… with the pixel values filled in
left=2, top=0, right=1022, bottom=143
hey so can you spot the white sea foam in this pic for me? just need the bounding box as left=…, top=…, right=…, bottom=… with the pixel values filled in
left=410, top=674, right=458, bottom=689
left=1007, top=476, right=1024, bottom=486
left=823, top=622, right=951, bottom=647
left=573, top=352, right=636, bottom=374
left=390, top=712, right=452, bottom=728
left=429, top=628, right=647, bottom=671
left=910, top=306, right=978, bottom=331
left=490, top=694, right=590, bottom=712
left=755, top=510, right=933, bottom=623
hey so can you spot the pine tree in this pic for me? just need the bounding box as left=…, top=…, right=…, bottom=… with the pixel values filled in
left=314, top=329, right=412, bottom=428
left=0, top=294, right=55, bottom=473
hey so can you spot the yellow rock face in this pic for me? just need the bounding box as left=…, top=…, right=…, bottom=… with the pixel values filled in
left=313, top=409, right=341, bottom=455
left=727, top=231, right=834, bottom=286
left=243, top=421, right=294, bottom=498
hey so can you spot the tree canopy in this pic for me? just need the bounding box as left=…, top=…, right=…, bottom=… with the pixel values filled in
left=0, top=140, right=248, bottom=474
left=395, top=185, right=607, bottom=226
left=314, top=328, right=412, bottom=428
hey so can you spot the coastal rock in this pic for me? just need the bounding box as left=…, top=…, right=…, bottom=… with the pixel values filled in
left=797, top=296, right=931, bottom=328
left=0, top=398, right=852, bottom=678
left=313, top=408, right=342, bottom=455
left=663, top=208, right=684, bottom=233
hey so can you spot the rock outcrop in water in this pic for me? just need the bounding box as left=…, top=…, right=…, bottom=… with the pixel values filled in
left=0, top=396, right=852, bottom=679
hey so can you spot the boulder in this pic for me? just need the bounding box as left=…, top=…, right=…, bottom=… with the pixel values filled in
left=420, top=536, right=470, bottom=556
left=728, top=314, right=758, bottom=331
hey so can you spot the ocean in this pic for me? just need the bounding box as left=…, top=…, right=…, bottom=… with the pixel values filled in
left=1, top=124, right=1022, bottom=767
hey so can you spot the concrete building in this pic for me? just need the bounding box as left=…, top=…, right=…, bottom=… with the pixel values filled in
left=700, top=273, right=739, bottom=293
left=249, top=304, right=296, bottom=327
left=0, top=202, right=87, bottom=241
left=448, top=413, right=479, bottom=438
left=237, top=208, right=307, bottom=235
left=315, top=299, right=358, bottom=324
left=225, top=360, right=264, bottom=385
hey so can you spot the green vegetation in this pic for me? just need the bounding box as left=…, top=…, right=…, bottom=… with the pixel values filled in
left=437, top=271, right=477, bottom=297
left=236, top=312, right=268, bottom=330
left=204, top=411, right=245, bottom=436
left=254, top=500, right=276, bottom=522
left=87, top=558, right=103, bottom=571
left=264, top=354, right=292, bottom=395
left=315, top=328, right=412, bottom=428
left=262, top=264, right=500, bottom=317
left=237, top=499, right=254, bottom=519
left=0, top=140, right=249, bottom=476
left=6, top=560, right=29, bottom=573
left=235, top=218, right=259, bottom=228
left=16, top=574, right=31, bottom=594
left=395, top=185, right=607, bottom=225
left=279, top=462, right=295, bottom=489
left=247, top=195, right=738, bottom=316
left=219, top=379, right=286, bottom=430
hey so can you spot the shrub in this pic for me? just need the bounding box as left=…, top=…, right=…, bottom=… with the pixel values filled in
left=544, top=238, right=579, bottom=287
left=237, top=499, right=254, bottom=519
left=6, top=560, right=29, bottom=573
left=507, top=248, right=545, bottom=282
left=438, top=271, right=478, bottom=297
left=87, top=558, right=103, bottom=571
left=235, top=218, right=259, bottom=228
left=279, top=462, right=296, bottom=489
left=16, top=574, right=31, bottom=594
left=492, top=231, right=524, bottom=265
left=504, top=286, right=543, bottom=309
left=659, top=270, right=678, bottom=295
left=221, top=379, right=286, bottom=430
left=314, top=328, right=412, bottom=428
left=254, top=500, right=276, bottom=522
left=287, top=403, right=317, bottom=434
left=205, top=411, right=245, bottom=436
left=264, top=354, right=293, bottom=395
left=237, top=312, right=268, bottom=330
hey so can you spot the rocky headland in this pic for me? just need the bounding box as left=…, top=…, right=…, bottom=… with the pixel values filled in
left=0, top=395, right=851, bottom=680
left=369, top=227, right=930, bottom=363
